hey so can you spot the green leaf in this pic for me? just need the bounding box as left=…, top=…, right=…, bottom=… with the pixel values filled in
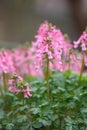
left=7, top=111, right=13, bottom=117
left=29, top=126, right=35, bottom=130
left=65, top=116, right=73, bottom=124
left=30, top=108, right=41, bottom=114
left=0, top=110, right=4, bottom=120
left=33, top=122, right=42, bottom=129
left=13, top=101, right=22, bottom=106
left=19, top=105, right=28, bottom=111
left=80, top=92, right=87, bottom=96
left=20, top=124, right=30, bottom=130
left=0, top=124, right=2, bottom=129
left=31, top=87, right=38, bottom=92
left=38, top=118, right=51, bottom=126
left=16, top=115, right=27, bottom=123
left=53, top=119, right=60, bottom=128
left=39, top=100, right=49, bottom=107
left=66, top=125, right=72, bottom=130
left=48, top=114, right=58, bottom=121
left=6, top=123, right=14, bottom=130
left=81, top=108, right=87, bottom=113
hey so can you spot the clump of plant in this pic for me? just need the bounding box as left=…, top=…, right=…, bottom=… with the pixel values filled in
left=0, top=21, right=87, bottom=130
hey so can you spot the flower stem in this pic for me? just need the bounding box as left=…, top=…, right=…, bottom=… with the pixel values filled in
left=46, top=55, right=50, bottom=98
left=68, top=49, right=72, bottom=70
left=23, top=97, right=25, bottom=106
left=0, top=86, right=5, bottom=100
left=78, top=54, right=84, bottom=86
left=2, top=72, right=7, bottom=92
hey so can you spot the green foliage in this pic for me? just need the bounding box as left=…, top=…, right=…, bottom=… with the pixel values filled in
left=0, top=70, right=87, bottom=130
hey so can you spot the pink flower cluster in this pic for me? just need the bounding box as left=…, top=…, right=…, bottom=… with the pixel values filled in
left=12, top=48, right=43, bottom=77
left=73, top=30, right=87, bottom=71
left=63, top=52, right=82, bottom=73
left=0, top=21, right=87, bottom=77
left=8, top=74, right=32, bottom=98
left=0, top=47, right=43, bottom=77
left=0, top=49, right=15, bottom=75
left=32, top=22, right=66, bottom=71
left=74, top=31, right=87, bottom=51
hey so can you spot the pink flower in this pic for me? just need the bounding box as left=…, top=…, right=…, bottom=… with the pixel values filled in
left=8, top=74, right=32, bottom=98
left=12, top=47, right=43, bottom=77
left=32, top=21, right=66, bottom=71
left=74, top=31, right=87, bottom=51
left=23, top=85, right=32, bottom=98
left=0, top=50, right=15, bottom=75
left=63, top=52, right=82, bottom=73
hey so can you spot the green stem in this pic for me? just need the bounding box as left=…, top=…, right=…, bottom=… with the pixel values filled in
left=78, top=54, right=84, bottom=86
left=23, top=97, right=25, bottom=106
left=0, top=85, right=9, bottom=110
left=45, top=55, right=50, bottom=98
left=2, top=72, right=7, bottom=92
left=0, top=85, right=5, bottom=100
left=68, top=49, right=72, bottom=70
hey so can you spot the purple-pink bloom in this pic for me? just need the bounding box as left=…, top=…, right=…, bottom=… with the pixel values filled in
left=32, top=21, right=66, bottom=71
left=0, top=49, right=15, bottom=75
left=8, top=74, right=32, bottom=98
left=74, top=31, right=87, bottom=51
left=12, top=47, right=43, bottom=77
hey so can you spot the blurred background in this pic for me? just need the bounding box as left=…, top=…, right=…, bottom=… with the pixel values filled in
left=0, top=0, right=87, bottom=48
